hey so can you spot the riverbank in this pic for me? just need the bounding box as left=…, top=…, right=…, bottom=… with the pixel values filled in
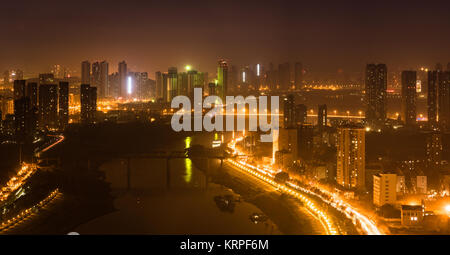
left=192, top=158, right=325, bottom=235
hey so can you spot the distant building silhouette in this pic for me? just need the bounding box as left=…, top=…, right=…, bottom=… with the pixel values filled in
left=365, top=64, right=387, bottom=129
left=80, top=84, right=97, bottom=124
left=58, top=81, right=69, bottom=129
left=401, top=71, right=417, bottom=127
left=38, top=84, right=58, bottom=129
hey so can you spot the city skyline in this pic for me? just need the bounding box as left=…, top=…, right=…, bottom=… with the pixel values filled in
left=2, top=0, right=450, bottom=76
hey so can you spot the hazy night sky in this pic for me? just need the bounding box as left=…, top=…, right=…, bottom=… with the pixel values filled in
left=2, top=0, right=450, bottom=78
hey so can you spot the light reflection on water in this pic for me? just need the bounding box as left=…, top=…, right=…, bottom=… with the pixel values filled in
left=74, top=133, right=280, bottom=234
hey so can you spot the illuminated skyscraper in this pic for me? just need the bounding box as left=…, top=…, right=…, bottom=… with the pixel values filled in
left=318, top=104, right=327, bottom=128
left=81, top=61, right=91, bottom=85
left=38, top=84, right=58, bottom=129
left=14, top=95, right=34, bottom=142
left=58, top=81, right=69, bottom=129
left=428, top=71, right=438, bottom=129
left=337, top=124, right=365, bottom=190
left=155, top=71, right=165, bottom=101
left=128, top=72, right=148, bottom=99
left=167, top=67, right=178, bottom=102
left=438, top=71, right=450, bottom=130
left=92, top=61, right=109, bottom=98
left=118, top=61, right=127, bottom=98
left=283, top=94, right=296, bottom=129
left=217, top=59, right=228, bottom=100
left=426, top=132, right=442, bottom=169
left=80, top=84, right=97, bottom=124
left=26, top=82, right=38, bottom=109
left=401, top=71, right=417, bottom=127
left=365, top=64, right=387, bottom=129
left=295, top=104, right=307, bottom=126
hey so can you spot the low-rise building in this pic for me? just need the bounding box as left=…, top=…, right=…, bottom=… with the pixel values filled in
left=373, top=173, right=397, bottom=207
left=401, top=205, right=424, bottom=226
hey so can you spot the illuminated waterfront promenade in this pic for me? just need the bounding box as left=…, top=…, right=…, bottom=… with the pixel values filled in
left=227, top=137, right=382, bottom=235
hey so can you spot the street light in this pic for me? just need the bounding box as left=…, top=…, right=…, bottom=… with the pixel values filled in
left=445, top=204, right=450, bottom=214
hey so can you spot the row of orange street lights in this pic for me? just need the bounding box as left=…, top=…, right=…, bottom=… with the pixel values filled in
left=0, top=189, right=62, bottom=233
left=227, top=138, right=338, bottom=235
left=0, top=163, right=37, bottom=202
left=227, top=137, right=383, bottom=235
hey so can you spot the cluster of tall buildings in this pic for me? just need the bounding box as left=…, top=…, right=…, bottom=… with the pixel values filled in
left=155, top=66, right=208, bottom=103
left=227, top=61, right=303, bottom=94
left=81, top=60, right=153, bottom=100
left=153, top=59, right=305, bottom=104
left=11, top=77, right=69, bottom=141
left=365, top=62, right=450, bottom=131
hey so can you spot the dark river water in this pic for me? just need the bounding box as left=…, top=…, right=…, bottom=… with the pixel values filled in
left=74, top=133, right=282, bottom=234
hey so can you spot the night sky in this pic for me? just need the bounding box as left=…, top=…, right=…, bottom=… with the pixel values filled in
left=2, top=0, right=450, bottom=78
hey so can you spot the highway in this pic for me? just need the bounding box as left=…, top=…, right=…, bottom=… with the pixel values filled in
left=227, top=137, right=382, bottom=235
left=0, top=189, right=62, bottom=233
left=0, top=134, right=65, bottom=233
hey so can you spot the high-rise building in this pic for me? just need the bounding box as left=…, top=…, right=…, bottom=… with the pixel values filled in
left=278, top=62, right=290, bottom=91
left=217, top=59, right=228, bottom=100
left=1, top=97, right=14, bottom=120
left=337, top=124, right=365, bottom=190
left=128, top=72, right=149, bottom=99
left=373, top=173, right=397, bottom=207
left=38, top=84, right=58, bottom=129
left=92, top=61, right=109, bottom=98
left=167, top=67, right=178, bottom=102
left=92, top=62, right=101, bottom=88
left=118, top=61, right=127, bottom=98
left=184, top=69, right=205, bottom=101
left=294, top=62, right=303, bottom=89
left=81, top=61, right=91, bottom=85
left=426, top=132, right=442, bottom=167
left=58, top=81, right=69, bottom=129
left=401, top=71, right=417, bottom=127
left=26, top=82, right=38, bottom=109
left=438, top=71, right=450, bottom=130
left=318, top=104, right=327, bottom=128
left=80, top=84, right=97, bottom=124
left=229, top=65, right=238, bottom=94
left=365, top=64, right=387, bottom=129
left=267, top=63, right=277, bottom=91
left=14, top=96, right=33, bottom=142
left=428, top=71, right=438, bottom=129
left=155, top=71, right=165, bottom=101
left=297, top=123, right=314, bottom=160
left=295, top=104, right=307, bottom=126
left=283, top=94, right=296, bottom=129
left=208, top=82, right=216, bottom=97
left=108, top=72, right=120, bottom=99
left=13, top=80, right=26, bottom=100
left=278, top=128, right=298, bottom=164
left=100, top=61, right=109, bottom=98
